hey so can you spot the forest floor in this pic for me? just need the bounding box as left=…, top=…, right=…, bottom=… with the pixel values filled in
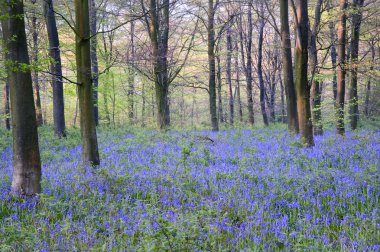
left=0, top=126, right=379, bottom=251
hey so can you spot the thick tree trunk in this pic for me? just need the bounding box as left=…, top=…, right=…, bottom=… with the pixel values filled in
left=349, top=0, right=364, bottom=130
left=226, top=23, right=234, bottom=125
left=1, top=0, right=41, bottom=195
left=75, top=0, right=100, bottom=165
left=295, top=0, right=314, bottom=147
left=44, top=0, right=66, bottom=137
left=280, top=0, right=298, bottom=133
left=31, top=0, right=43, bottom=126
left=89, top=0, right=99, bottom=126
left=336, top=0, right=347, bottom=135
left=309, top=0, right=323, bottom=135
left=258, top=3, right=268, bottom=126
left=4, top=78, right=10, bottom=130
left=208, top=0, right=219, bottom=131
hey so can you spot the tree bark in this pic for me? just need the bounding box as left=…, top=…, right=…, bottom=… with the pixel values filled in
left=280, top=0, right=298, bottom=133
left=364, top=40, right=374, bottom=117
left=44, top=0, right=66, bottom=137
left=349, top=0, right=364, bottom=130
left=258, top=2, right=268, bottom=126
left=75, top=0, right=100, bottom=165
left=309, top=0, right=323, bottom=135
left=235, top=40, right=243, bottom=123
left=89, top=0, right=99, bottom=126
left=1, top=0, right=41, bottom=195
left=279, top=72, right=286, bottom=123
left=216, top=45, right=224, bottom=123
left=336, top=0, right=347, bottom=135
left=208, top=0, right=219, bottom=131
left=295, top=0, right=314, bottom=146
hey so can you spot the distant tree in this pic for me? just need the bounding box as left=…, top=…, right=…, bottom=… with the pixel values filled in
left=226, top=15, right=234, bottom=125
left=1, top=0, right=41, bottom=195
left=44, top=0, right=66, bottom=137
left=309, top=0, right=323, bottom=135
left=336, top=0, right=347, bottom=135
left=280, top=0, right=298, bottom=133
left=327, top=0, right=338, bottom=101
left=30, top=0, right=43, bottom=126
left=294, top=0, right=314, bottom=146
left=257, top=1, right=269, bottom=126
left=75, top=0, right=100, bottom=165
left=349, top=0, right=365, bottom=130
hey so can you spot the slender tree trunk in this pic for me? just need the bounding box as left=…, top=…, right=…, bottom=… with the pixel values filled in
left=208, top=0, right=219, bottom=131
left=141, top=81, right=146, bottom=127
left=216, top=47, right=224, bottom=123
left=1, top=0, right=41, bottom=195
left=309, top=0, right=323, bottom=135
left=75, top=0, right=100, bottom=165
left=44, top=0, right=66, bottom=137
left=336, top=0, right=348, bottom=136
left=226, top=22, right=234, bottom=125
left=127, top=19, right=135, bottom=123
left=258, top=2, right=268, bottom=126
left=235, top=40, right=243, bottom=123
left=101, top=26, right=111, bottom=126
left=4, top=78, right=10, bottom=130
left=239, top=3, right=254, bottom=125
left=295, top=0, right=314, bottom=147
left=280, top=0, right=298, bottom=133
left=364, top=41, right=374, bottom=117
left=328, top=0, right=338, bottom=101
left=31, top=0, right=43, bottom=126
left=89, top=0, right=99, bottom=126
left=349, top=0, right=364, bottom=130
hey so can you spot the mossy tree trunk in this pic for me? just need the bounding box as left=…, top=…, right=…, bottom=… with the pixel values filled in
left=75, top=0, right=100, bottom=165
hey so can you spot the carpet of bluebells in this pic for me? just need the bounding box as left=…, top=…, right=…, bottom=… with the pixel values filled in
left=0, top=127, right=379, bottom=251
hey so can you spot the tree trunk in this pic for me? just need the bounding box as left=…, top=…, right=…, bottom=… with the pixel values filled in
left=328, top=0, right=338, bottom=101
left=127, top=19, right=135, bottom=123
left=279, top=72, right=286, bottom=123
left=208, top=0, right=219, bottom=131
left=295, top=0, right=314, bottom=147
left=44, top=0, right=66, bottom=137
left=31, top=0, right=43, bottom=126
left=336, top=0, right=347, bottom=136
left=75, top=0, right=100, bottom=165
left=235, top=40, right=243, bottom=123
left=364, top=41, right=374, bottom=117
left=150, top=0, right=170, bottom=130
left=4, top=78, right=10, bottom=130
left=258, top=2, right=268, bottom=126
left=1, top=0, right=41, bottom=195
left=216, top=46, right=224, bottom=123
left=89, top=0, right=99, bottom=126
left=349, top=0, right=364, bottom=130
left=309, top=0, right=323, bottom=135
left=280, top=0, right=298, bottom=133
left=226, top=22, right=234, bottom=125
